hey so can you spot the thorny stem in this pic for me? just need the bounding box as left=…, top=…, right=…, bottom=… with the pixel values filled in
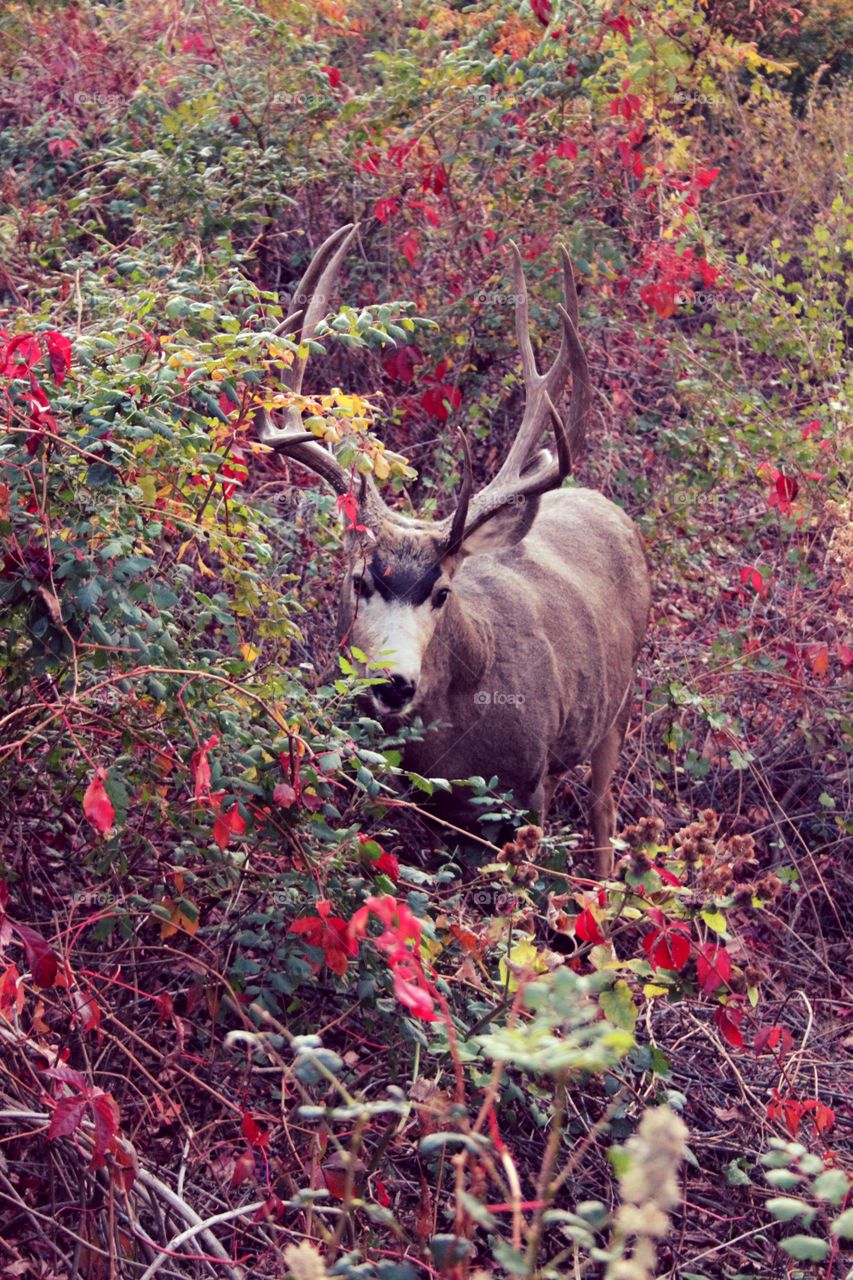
left=524, top=1071, right=569, bottom=1275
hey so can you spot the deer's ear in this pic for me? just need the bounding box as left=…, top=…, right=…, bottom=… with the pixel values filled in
left=454, top=497, right=540, bottom=559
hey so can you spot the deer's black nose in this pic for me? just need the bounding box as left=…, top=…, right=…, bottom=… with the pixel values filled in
left=380, top=674, right=416, bottom=709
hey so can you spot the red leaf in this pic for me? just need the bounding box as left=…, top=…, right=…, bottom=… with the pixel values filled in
left=530, top=0, right=553, bottom=23
left=575, top=907, right=604, bottom=945
left=392, top=968, right=438, bottom=1021
left=555, top=137, right=578, bottom=160
left=383, top=345, right=422, bottom=385
left=809, top=1102, right=835, bottom=1135
left=11, top=922, right=58, bottom=989
left=374, top=196, right=400, bottom=225
left=739, top=565, right=768, bottom=598
left=696, top=943, right=732, bottom=995
left=655, top=863, right=682, bottom=887
left=213, top=800, right=246, bottom=850
left=273, top=782, right=297, bottom=808
left=323, top=1165, right=348, bottom=1199
left=43, top=331, right=72, bottom=384
left=48, top=1095, right=87, bottom=1141
left=802, top=643, right=829, bottom=678
left=1, top=333, right=42, bottom=375
left=191, top=735, right=218, bottom=803
left=48, top=138, right=78, bottom=158
left=337, top=491, right=367, bottom=533
left=156, top=992, right=174, bottom=1024
left=72, top=988, right=101, bottom=1035
left=0, top=963, right=23, bottom=1017
left=242, top=1111, right=270, bottom=1148
left=420, top=383, right=461, bottom=423
left=767, top=1088, right=805, bottom=1136
left=83, top=768, right=115, bottom=835
left=231, top=1149, right=256, bottom=1188
left=373, top=851, right=400, bottom=883
left=714, top=1003, right=744, bottom=1049
left=695, top=167, right=720, bottom=188
left=89, top=1091, right=119, bottom=1168
left=321, top=65, right=342, bottom=88
left=399, top=229, right=420, bottom=267
left=290, top=905, right=358, bottom=977
left=643, top=922, right=691, bottom=972
left=374, top=1174, right=391, bottom=1207
left=754, top=1025, right=794, bottom=1057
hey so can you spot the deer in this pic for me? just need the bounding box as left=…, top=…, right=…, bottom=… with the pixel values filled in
left=256, top=224, right=651, bottom=877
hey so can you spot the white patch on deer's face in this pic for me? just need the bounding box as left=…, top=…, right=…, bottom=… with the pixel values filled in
left=352, top=597, right=443, bottom=710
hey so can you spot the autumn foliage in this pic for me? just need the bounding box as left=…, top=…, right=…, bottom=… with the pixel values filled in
left=0, top=0, right=850, bottom=1276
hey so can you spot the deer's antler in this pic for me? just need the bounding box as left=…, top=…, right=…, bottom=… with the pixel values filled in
left=441, top=242, right=590, bottom=548
left=255, top=223, right=365, bottom=498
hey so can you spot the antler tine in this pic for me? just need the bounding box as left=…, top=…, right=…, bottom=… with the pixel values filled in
left=432, top=242, right=589, bottom=550
left=280, top=222, right=360, bottom=395
left=557, top=298, right=591, bottom=461
left=255, top=224, right=374, bottom=502
left=444, top=430, right=474, bottom=557
left=495, top=242, right=576, bottom=482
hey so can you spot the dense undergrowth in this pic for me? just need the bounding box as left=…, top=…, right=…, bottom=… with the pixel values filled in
left=0, top=1, right=851, bottom=1277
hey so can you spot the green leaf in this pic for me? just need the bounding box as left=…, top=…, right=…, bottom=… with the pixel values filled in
left=765, top=1169, right=805, bottom=1190
left=778, top=1235, right=829, bottom=1262
left=830, top=1207, right=853, bottom=1238
left=811, top=1168, right=849, bottom=1203
left=599, top=980, right=638, bottom=1031
left=766, top=1196, right=815, bottom=1223
left=428, top=1236, right=471, bottom=1269
left=700, top=909, right=727, bottom=934
left=725, top=1159, right=752, bottom=1187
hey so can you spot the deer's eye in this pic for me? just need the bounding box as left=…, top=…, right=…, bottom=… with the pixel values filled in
left=432, top=587, right=450, bottom=609
left=353, top=574, right=373, bottom=600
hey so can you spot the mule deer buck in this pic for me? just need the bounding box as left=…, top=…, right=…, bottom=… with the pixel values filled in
left=256, top=224, right=650, bottom=876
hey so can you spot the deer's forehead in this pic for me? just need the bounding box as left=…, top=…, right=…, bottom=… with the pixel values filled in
left=363, top=539, right=443, bottom=606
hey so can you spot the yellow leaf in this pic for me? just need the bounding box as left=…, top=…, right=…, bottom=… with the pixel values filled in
left=643, top=983, right=670, bottom=998
left=240, top=642, right=260, bottom=664
left=159, top=897, right=200, bottom=940
left=194, top=548, right=215, bottom=578
left=498, top=936, right=548, bottom=992
left=137, top=475, right=157, bottom=504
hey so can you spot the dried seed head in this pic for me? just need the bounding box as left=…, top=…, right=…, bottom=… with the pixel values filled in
left=732, top=883, right=756, bottom=907
left=516, top=824, right=544, bottom=850
left=755, top=873, right=782, bottom=900
left=500, top=840, right=524, bottom=864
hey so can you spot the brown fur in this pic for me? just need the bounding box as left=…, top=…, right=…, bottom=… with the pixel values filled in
left=339, top=488, right=650, bottom=875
